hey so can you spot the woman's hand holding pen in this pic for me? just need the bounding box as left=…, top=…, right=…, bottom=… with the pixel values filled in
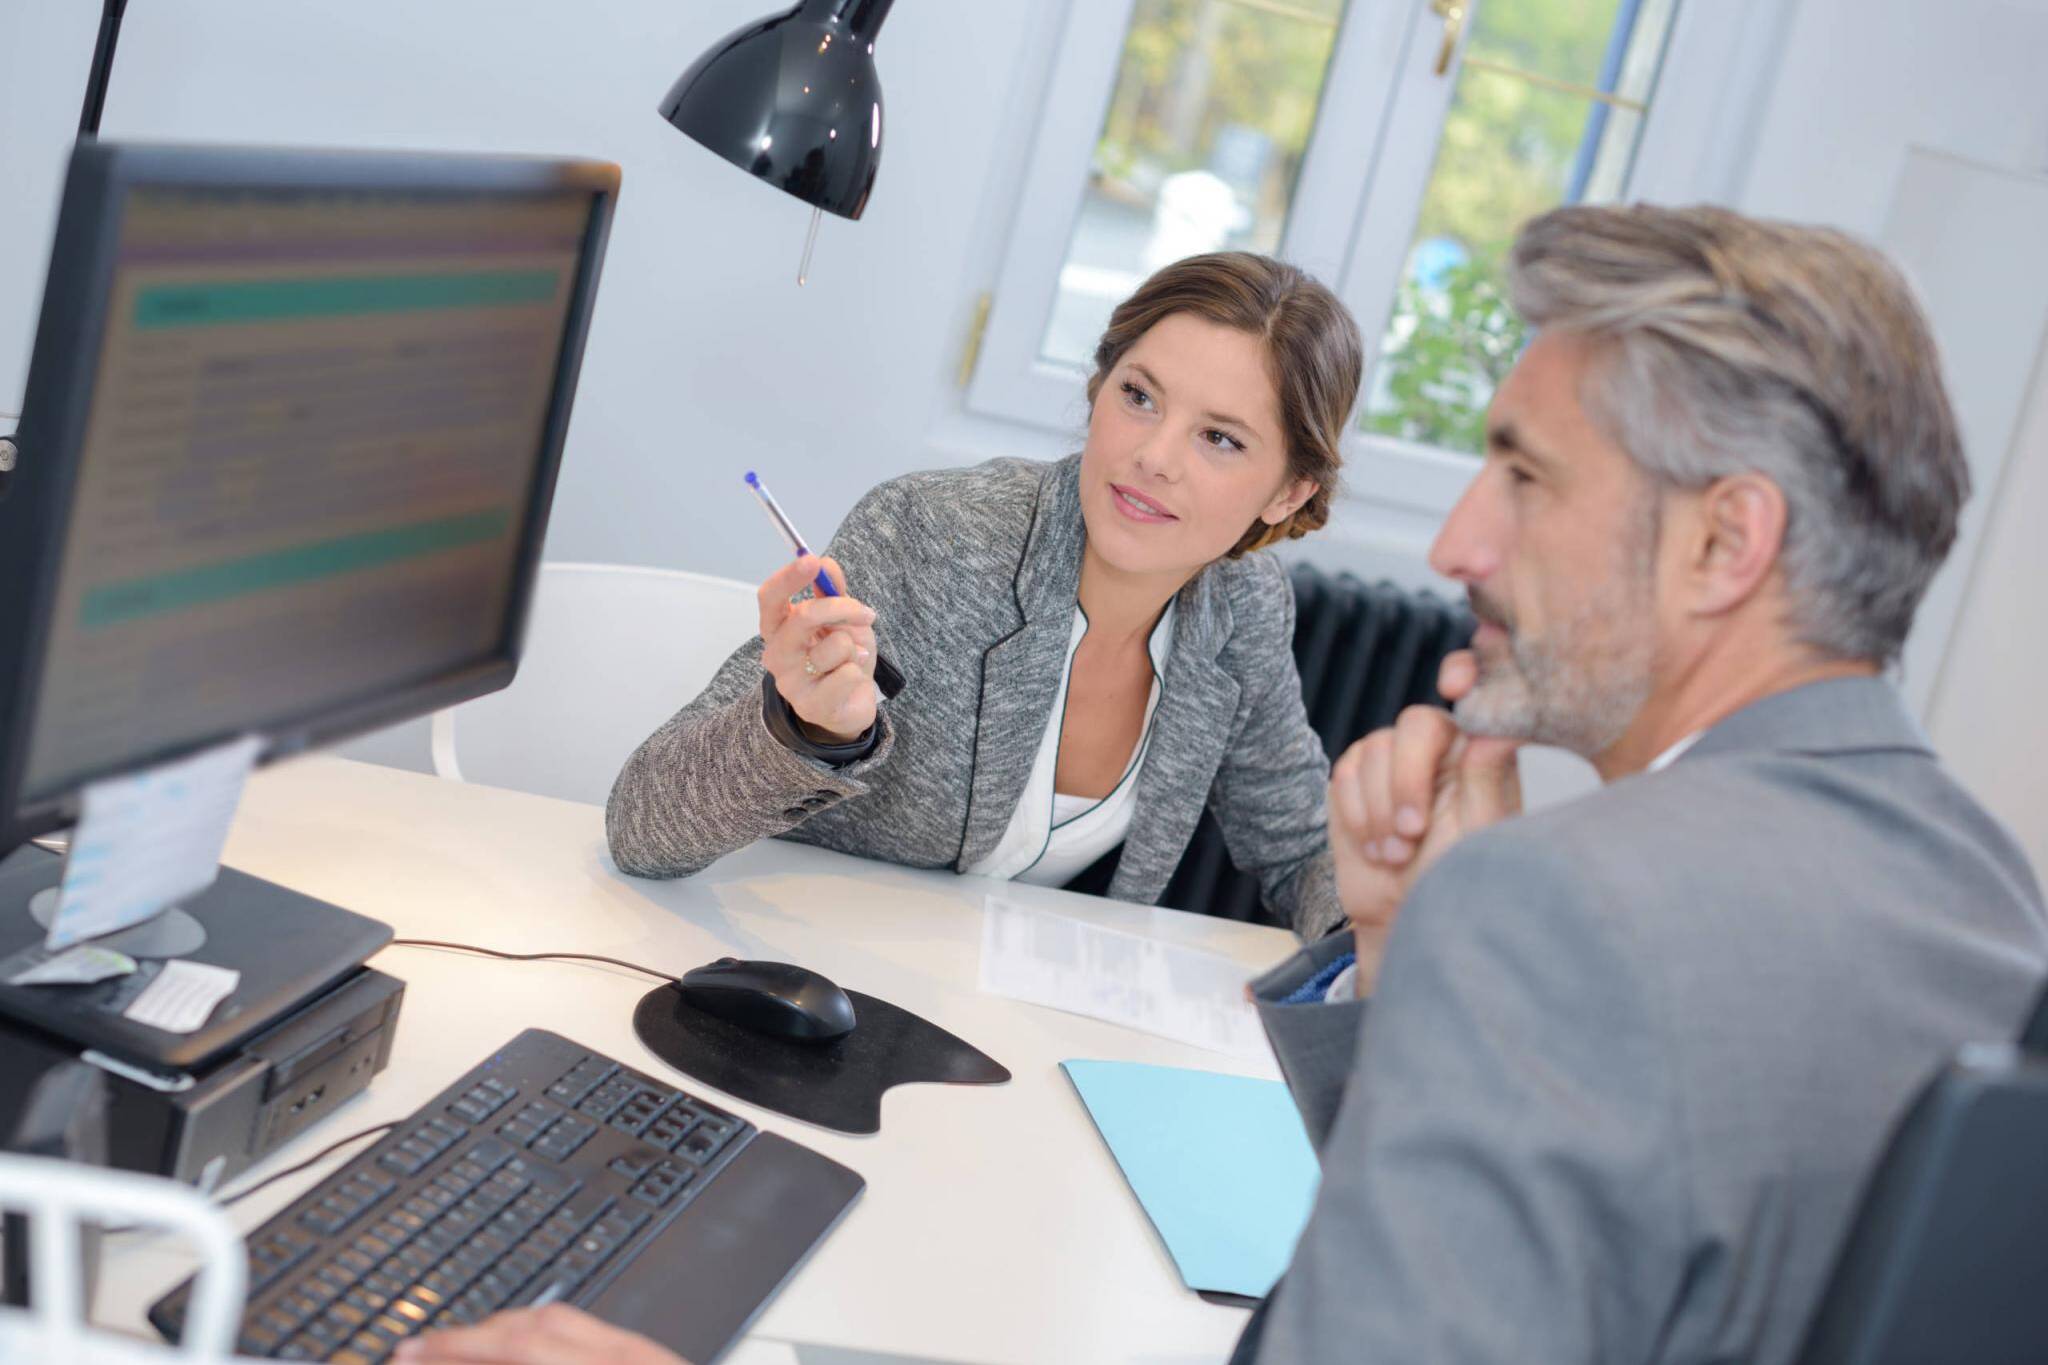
left=757, top=555, right=880, bottom=744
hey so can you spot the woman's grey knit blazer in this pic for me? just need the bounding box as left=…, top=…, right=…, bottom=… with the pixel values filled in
left=606, top=454, right=1342, bottom=938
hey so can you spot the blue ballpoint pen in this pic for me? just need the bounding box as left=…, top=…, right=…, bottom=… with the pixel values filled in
left=745, top=471, right=905, bottom=698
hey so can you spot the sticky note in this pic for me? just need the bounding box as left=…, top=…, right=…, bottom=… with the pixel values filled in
left=123, top=959, right=241, bottom=1034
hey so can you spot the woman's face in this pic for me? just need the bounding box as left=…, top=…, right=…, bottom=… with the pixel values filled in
left=1080, top=312, right=1316, bottom=581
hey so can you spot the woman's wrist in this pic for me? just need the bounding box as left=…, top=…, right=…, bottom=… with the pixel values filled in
left=796, top=715, right=869, bottom=746
left=760, top=673, right=878, bottom=766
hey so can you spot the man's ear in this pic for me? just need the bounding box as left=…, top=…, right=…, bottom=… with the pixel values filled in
left=1262, top=477, right=1318, bottom=526
left=1683, top=473, right=1787, bottom=617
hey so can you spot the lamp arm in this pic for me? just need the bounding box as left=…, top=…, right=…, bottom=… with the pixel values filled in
left=7, top=0, right=131, bottom=502
left=78, top=0, right=131, bottom=138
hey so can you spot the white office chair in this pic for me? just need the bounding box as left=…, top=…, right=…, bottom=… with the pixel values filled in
left=0, top=1154, right=250, bottom=1363
left=428, top=562, right=762, bottom=807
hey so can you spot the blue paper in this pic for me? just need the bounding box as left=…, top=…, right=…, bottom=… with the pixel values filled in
left=1062, top=1059, right=1319, bottom=1299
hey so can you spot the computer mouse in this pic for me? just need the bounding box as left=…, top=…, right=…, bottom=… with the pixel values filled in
left=676, top=957, right=857, bottom=1042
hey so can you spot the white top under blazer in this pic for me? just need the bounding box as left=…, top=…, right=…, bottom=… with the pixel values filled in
left=965, top=603, right=1175, bottom=887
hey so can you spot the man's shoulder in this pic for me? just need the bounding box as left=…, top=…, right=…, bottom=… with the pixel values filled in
left=1428, top=743, right=2043, bottom=954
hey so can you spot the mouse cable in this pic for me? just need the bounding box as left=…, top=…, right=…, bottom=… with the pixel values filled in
left=384, top=937, right=679, bottom=985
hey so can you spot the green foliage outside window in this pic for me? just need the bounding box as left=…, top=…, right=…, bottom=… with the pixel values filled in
left=1094, top=0, right=1650, bottom=453
left=1361, top=261, right=1529, bottom=453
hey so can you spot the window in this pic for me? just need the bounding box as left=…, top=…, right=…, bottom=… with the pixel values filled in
left=1042, top=0, right=1351, bottom=369
left=969, top=0, right=1768, bottom=524
left=1361, top=0, right=1681, bottom=454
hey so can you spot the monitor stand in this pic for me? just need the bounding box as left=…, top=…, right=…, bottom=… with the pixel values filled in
left=16, top=834, right=207, bottom=958
left=24, top=888, right=208, bottom=959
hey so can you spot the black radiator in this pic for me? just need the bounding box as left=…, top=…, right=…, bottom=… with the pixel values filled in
left=1152, top=562, right=1475, bottom=926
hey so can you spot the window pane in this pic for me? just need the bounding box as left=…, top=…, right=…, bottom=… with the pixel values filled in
left=1362, top=0, right=1679, bottom=454
left=1041, top=0, right=1349, bottom=369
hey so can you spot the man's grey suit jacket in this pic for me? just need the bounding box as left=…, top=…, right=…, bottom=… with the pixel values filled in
left=1248, top=677, right=2046, bottom=1363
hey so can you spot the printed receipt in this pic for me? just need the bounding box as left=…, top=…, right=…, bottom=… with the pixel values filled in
left=45, top=735, right=263, bottom=951
left=978, top=895, right=1270, bottom=1062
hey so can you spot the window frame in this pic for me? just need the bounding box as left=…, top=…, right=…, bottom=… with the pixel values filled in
left=966, top=0, right=1413, bottom=431
left=966, top=0, right=1788, bottom=527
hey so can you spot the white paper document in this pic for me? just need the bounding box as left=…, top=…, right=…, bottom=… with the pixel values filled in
left=123, top=959, right=241, bottom=1034
left=978, top=895, right=1270, bottom=1062
left=6, top=945, right=138, bottom=986
left=45, top=734, right=262, bottom=951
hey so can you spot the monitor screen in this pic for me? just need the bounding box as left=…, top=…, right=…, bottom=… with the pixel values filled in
left=5, top=144, right=615, bottom=816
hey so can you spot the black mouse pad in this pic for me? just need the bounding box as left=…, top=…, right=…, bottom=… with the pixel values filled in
left=632, top=983, right=1010, bottom=1135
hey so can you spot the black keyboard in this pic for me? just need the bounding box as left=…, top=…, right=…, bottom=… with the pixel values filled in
left=150, top=1028, right=864, bottom=1363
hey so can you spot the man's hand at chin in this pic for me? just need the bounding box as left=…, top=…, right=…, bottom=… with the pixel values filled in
left=393, top=1304, right=688, bottom=1365
left=1327, top=650, right=1524, bottom=992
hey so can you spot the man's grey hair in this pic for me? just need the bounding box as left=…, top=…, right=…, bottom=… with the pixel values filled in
left=1507, top=204, right=1968, bottom=665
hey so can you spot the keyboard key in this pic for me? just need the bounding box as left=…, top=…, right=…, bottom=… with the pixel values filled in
left=609, top=1151, right=659, bottom=1180
left=314, top=1262, right=358, bottom=1298
left=237, top=1321, right=284, bottom=1354
left=327, top=1300, right=370, bottom=1332
left=448, top=1291, right=492, bottom=1326
left=303, top=1313, right=352, bottom=1349
left=644, top=1112, right=697, bottom=1150
left=422, top=1268, right=465, bottom=1301
left=466, top=1136, right=517, bottom=1171
left=370, top=1312, right=416, bottom=1340
left=344, top=1285, right=390, bottom=1317
left=352, top=1233, right=395, bottom=1262
left=255, top=1306, right=300, bottom=1338
left=596, top=1207, right=651, bottom=1241
left=545, top=1059, right=616, bottom=1106
left=677, top=1129, right=728, bottom=1164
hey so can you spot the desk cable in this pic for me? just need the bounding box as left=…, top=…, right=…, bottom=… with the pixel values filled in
left=216, top=1121, right=402, bottom=1208
left=383, top=938, right=680, bottom=985
left=98, top=1120, right=400, bottom=1235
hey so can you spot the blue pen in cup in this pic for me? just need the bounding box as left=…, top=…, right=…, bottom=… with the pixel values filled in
left=745, top=471, right=905, bottom=699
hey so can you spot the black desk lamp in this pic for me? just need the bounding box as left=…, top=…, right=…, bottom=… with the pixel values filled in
left=658, top=0, right=896, bottom=283
left=0, top=0, right=900, bottom=493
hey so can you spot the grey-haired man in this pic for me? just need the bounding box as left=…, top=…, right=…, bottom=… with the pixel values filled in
left=1244, top=204, right=2047, bottom=1363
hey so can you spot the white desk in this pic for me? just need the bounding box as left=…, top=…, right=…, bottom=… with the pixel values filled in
left=96, top=757, right=1299, bottom=1364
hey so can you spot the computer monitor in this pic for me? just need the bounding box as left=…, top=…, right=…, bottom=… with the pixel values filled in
left=0, top=140, right=618, bottom=869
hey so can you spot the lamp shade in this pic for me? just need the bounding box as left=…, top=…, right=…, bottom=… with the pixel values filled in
left=658, top=0, right=895, bottom=221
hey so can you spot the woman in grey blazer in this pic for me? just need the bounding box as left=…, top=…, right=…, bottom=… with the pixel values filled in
left=607, top=253, right=1362, bottom=938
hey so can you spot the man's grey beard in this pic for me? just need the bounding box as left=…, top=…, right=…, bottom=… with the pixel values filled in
left=1453, top=499, right=1660, bottom=758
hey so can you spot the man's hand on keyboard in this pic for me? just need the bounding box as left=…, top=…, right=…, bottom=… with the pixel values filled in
left=393, top=1303, right=687, bottom=1364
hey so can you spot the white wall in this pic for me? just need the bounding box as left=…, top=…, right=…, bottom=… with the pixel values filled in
left=0, top=0, right=1062, bottom=588
left=1737, top=0, right=2048, bottom=237
left=1928, top=347, right=2048, bottom=882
